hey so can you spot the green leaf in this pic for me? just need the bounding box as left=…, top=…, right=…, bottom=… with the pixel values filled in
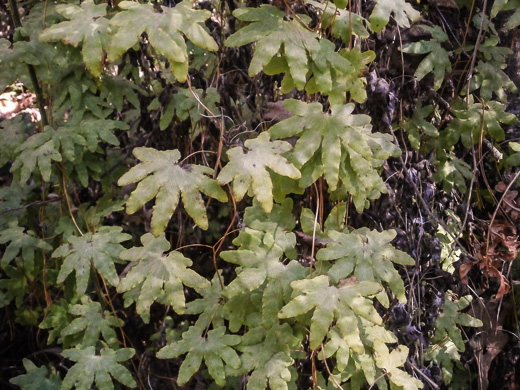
left=0, top=183, right=30, bottom=228
left=403, top=104, right=439, bottom=150
left=402, top=26, right=451, bottom=90
left=0, top=115, right=33, bottom=166
left=39, top=300, right=73, bottom=345
left=269, top=100, right=400, bottom=210
left=0, top=224, right=52, bottom=272
left=39, top=0, right=110, bottom=77
left=243, top=198, right=298, bottom=257
left=370, top=0, right=420, bottom=32
left=99, top=75, right=143, bottom=112
left=118, top=147, right=227, bottom=235
left=107, top=1, right=217, bottom=81
left=308, top=0, right=370, bottom=40
left=10, top=359, right=62, bottom=390
left=159, top=87, right=220, bottom=135
left=75, top=119, right=128, bottom=152
left=278, top=275, right=383, bottom=350
left=317, top=228, right=414, bottom=305
left=0, top=265, right=29, bottom=308
left=11, top=130, right=62, bottom=183
left=185, top=273, right=225, bottom=329
left=433, top=153, right=473, bottom=193
left=300, top=202, right=347, bottom=241
left=217, top=132, right=300, bottom=213
left=0, top=39, right=20, bottom=91
left=52, top=226, right=131, bottom=295
left=225, top=5, right=318, bottom=89
left=235, top=323, right=299, bottom=390
left=432, top=291, right=482, bottom=351
left=440, top=99, right=517, bottom=150
left=61, top=347, right=136, bottom=390
left=157, top=325, right=241, bottom=386
left=226, top=4, right=352, bottom=94
left=471, top=61, right=517, bottom=102
left=325, top=47, right=375, bottom=104
left=373, top=341, right=423, bottom=390
left=424, top=340, right=460, bottom=384
left=220, top=228, right=292, bottom=297
left=506, top=8, right=520, bottom=28
left=118, top=233, right=210, bottom=322
left=60, top=296, right=123, bottom=347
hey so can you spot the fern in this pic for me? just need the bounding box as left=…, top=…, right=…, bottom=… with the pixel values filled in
left=39, top=0, right=110, bottom=77
left=217, top=132, right=301, bottom=213
left=316, top=227, right=415, bottom=306
left=157, top=325, right=241, bottom=386
left=52, top=226, right=131, bottom=294
left=369, top=0, right=420, bottom=32
left=61, top=347, right=136, bottom=390
left=107, top=1, right=217, bottom=81
left=118, top=233, right=210, bottom=322
left=118, top=147, right=227, bottom=234
left=269, top=99, right=400, bottom=210
left=10, top=359, right=62, bottom=390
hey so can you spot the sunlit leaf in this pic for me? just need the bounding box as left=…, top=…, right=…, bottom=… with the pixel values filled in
left=61, top=347, right=136, bottom=390
left=39, top=0, right=110, bottom=77
left=52, top=226, right=131, bottom=295
left=107, top=1, right=217, bottom=81
left=217, top=132, right=300, bottom=213
left=118, top=147, right=227, bottom=235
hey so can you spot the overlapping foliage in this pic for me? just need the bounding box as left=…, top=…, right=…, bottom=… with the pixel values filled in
left=1, top=0, right=519, bottom=389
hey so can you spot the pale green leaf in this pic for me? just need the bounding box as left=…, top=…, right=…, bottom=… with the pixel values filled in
left=11, top=130, right=62, bottom=183
left=226, top=5, right=317, bottom=88
left=226, top=4, right=352, bottom=94
left=432, top=291, right=482, bottom=351
left=373, top=341, right=423, bottom=390
left=185, top=273, right=225, bottom=329
left=39, top=0, right=110, bottom=77
left=317, top=227, right=414, bottom=304
left=61, top=296, right=124, bottom=347
left=402, top=26, right=451, bottom=90
left=370, top=0, right=420, bottom=32
left=233, top=323, right=299, bottom=390
left=0, top=224, right=52, bottom=271
left=10, top=359, right=62, bottom=390
left=157, top=325, right=241, bottom=386
left=118, top=147, right=227, bottom=235
left=269, top=100, right=400, bottom=210
left=107, top=1, right=217, bottom=81
left=118, top=233, right=210, bottom=322
left=278, top=275, right=382, bottom=349
left=61, top=347, right=136, bottom=390
left=52, top=226, right=131, bottom=295
left=217, top=132, right=300, bottom=212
